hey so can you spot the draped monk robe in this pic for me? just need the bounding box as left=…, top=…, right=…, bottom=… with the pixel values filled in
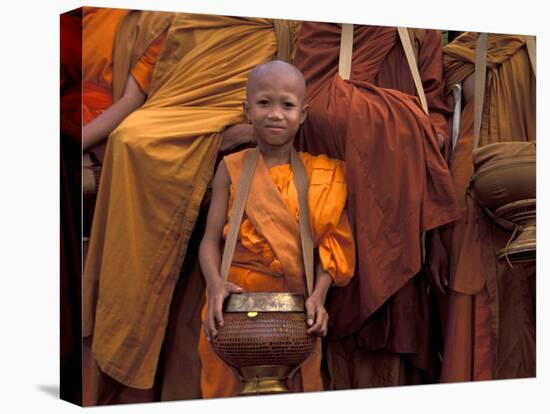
left=83, top=14, right=293, bottom=405
left=61, top=7, right=171, bottom=153
left=62, top=8, right=172, bottom=406
left=439, top=33, right=536, bottom=381
left=294, top=23, right=461, bottom=388
left=199, top=149, right=355, bottom=398
left=158, top=20, right=301, bottom=402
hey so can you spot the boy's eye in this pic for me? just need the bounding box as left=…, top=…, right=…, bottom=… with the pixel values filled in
left=284, top=102, right=296, bottom=108
left=257, top=99, right=269, bottom=105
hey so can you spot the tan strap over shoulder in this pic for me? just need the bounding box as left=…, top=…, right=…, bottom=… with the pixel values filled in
left=473, top=32, right=488, bottom=150
left=290, top=149, right=314, bottom=296
left=338, top=24, right=354, bottom=81
left=274, top=20, right=293, bottom=62
left=220, top=148, right=315, bottom=296
left=397, top=27, right=429, bottom=114
left=112, top=11, right=140, bottom=101
left=525, top=35, right=536, bottom=78
left=112, top=11, right=174, bottom=101
left=220, top=148, right=259, bottom=285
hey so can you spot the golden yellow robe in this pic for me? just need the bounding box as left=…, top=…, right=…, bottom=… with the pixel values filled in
left=199, top=149, right=356, bottom=398
left=74, top=8, right=173, bottom=406
left=83, top=15, right=287, bottom=392
left=83, top=7, right=167, bottom=120
left=440, top=33, right=536, bottom=381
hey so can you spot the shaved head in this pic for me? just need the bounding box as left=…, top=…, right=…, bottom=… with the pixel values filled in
left=246, top=60, right=306, bottom=101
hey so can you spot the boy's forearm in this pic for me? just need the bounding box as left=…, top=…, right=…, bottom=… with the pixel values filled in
left=310, top=268, right=332, bottom=304
left=199, top=238, right=224, bottom=288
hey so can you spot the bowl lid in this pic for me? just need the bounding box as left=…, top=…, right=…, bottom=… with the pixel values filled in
left=224, top=292, right=305, bottom=312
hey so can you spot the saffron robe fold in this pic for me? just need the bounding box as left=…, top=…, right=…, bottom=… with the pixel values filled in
left=440, top=32, right=536, bottom=381
left=294, top=22, right=460, bottom=354
left=61, top=8, right=172, bottom=142
left=198, top=149, right=356, bottom=398
left=62, top=8, right=173, bottom=405
left=83, top=15, right=282, bottom=390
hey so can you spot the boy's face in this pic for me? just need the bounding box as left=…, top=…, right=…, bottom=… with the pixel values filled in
left=244, top=70, right=307, bottom=148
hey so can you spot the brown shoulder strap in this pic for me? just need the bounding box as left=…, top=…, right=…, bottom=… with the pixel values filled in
left=338, top=24, right=354, bottom=81
left=397, top=27, right=429, bottom=114
left=219, top=147, right=315, bottom=296
left=290, top=148, right=314, bottom=297
left=473, top=32, right=488, bottom=150
left=219, top=148, right=259, bottom=283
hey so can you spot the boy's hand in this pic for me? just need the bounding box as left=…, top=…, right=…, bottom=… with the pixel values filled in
left=203, top=279, right=243, bottom=342
left=305, top=294, right=329, bottom=337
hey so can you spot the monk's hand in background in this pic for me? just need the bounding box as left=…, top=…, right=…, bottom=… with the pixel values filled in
left=203, top=279, right=243, bottom=342
left=305, top=294, right=329, bottom=337
left=426, top=228, right=449, bottom=295
left=220, top=123, right=255, bottom=153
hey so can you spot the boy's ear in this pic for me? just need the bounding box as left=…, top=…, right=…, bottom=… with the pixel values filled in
left=300, top=104, right=309, bottom=124
left=242, top=101, right=250, bottom=123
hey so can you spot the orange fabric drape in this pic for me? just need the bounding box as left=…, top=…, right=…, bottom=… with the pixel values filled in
left=78, top=9, right=173, bottom=406
left=82, top=8, right=129, bottom=91
left=61, top=8, right=169, bottom=146
left=83, top=16, right=281, bottom=391
left=198, top=149, right=355, bottom=398
left=81, top=7, right=167, bottom=123
left=439, top=32, right=536, bottom=381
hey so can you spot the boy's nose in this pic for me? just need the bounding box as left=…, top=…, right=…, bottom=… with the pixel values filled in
left=267, top=107, right=283, bottom=120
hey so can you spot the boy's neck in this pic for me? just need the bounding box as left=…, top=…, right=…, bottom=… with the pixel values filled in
left=258, top=141, right=293, bottom=168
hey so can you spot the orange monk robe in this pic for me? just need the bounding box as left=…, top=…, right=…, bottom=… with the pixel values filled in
left=440, top=33, right=536, bottom=381
left=83, top=15, right=284, bottom=397
left=198, top=149, right=356, bottom=398
left=60, top=7, right=170, bottom=146
left=294, top=22, right=460, bottom=388
left=73, top=9, right=173, bottom=406
left=83, top=8, right=169, bottom=122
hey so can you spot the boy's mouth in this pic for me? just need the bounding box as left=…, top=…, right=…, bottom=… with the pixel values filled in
left=266, top=125, right=285, bottom=132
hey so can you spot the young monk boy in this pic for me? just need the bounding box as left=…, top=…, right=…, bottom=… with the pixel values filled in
left=198, top=60, right=356, bottom=397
